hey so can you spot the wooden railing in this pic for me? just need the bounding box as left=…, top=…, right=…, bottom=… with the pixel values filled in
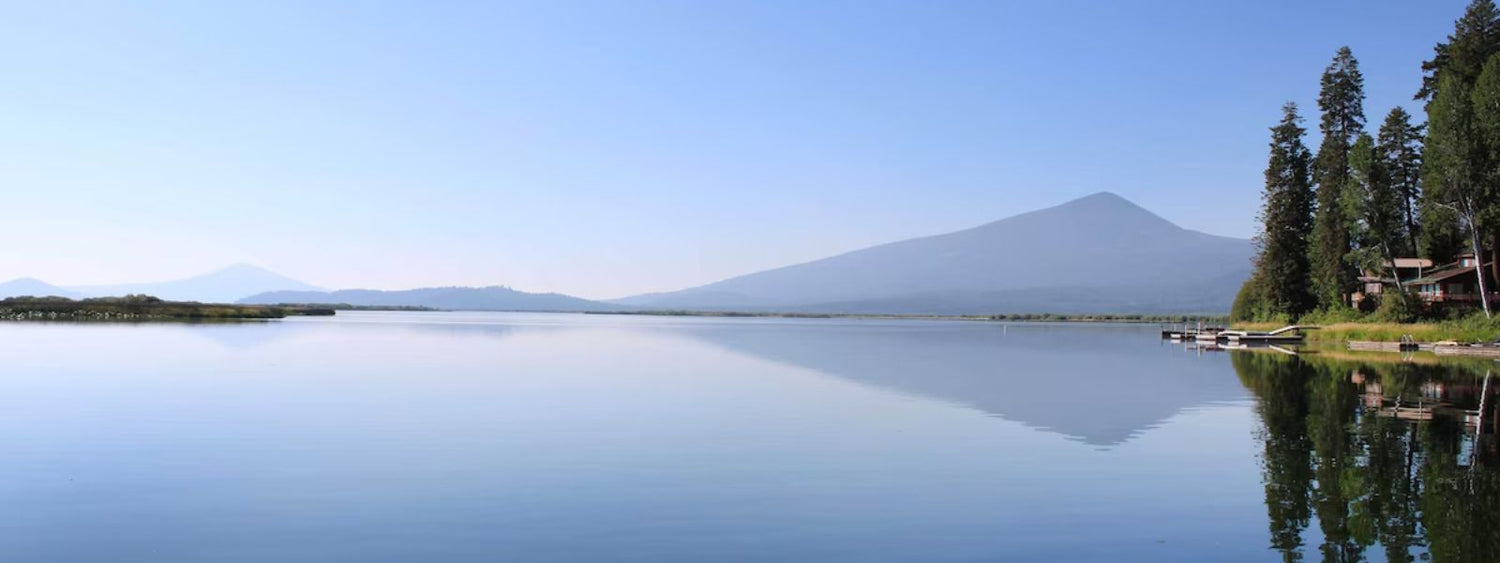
left=1421, top=293, right=1500, bottom=303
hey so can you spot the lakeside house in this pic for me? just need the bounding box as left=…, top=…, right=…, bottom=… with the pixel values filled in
left=1356, top=254, right=1500, bottom=307
left=1410, top=254, right=1496, bottom=304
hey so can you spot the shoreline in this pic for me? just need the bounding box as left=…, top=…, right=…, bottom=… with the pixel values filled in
left=587, top=310, right=1228, bottom=324
left=0, top=296, right=334, bottom=322
left=1235, top=320, right=1500, bottom=345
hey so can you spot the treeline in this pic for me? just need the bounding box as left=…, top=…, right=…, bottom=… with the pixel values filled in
left=1235, top=0, right=1500, bottom=323
left=0, top=295, right=333, bottom=321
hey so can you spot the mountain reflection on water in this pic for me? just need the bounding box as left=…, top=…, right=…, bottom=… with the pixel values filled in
left=103, top=315, right=1500, bottom=561
left=1232, top=351, right=1500, bottom=562
left=672, top=321, right=1249, bottom=447
left=12, top=314, right=1500, bottom=561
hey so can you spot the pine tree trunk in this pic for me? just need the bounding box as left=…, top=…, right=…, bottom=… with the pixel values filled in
left=1405, top=202, right=1420, bottom=258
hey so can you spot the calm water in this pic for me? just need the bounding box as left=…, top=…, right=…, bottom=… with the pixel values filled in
left=0, top=312, right=1495, bottom=562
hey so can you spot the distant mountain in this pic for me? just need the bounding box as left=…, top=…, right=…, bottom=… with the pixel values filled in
left=0, top=277, right=81, bottom=299
left=617, top=192, right=1253, bottom=314
left=71, top=264, right=322, bottom=303
left=239, top=286, right=616, bottom=312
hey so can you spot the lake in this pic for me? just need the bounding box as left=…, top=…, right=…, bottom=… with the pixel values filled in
left=0, top=312, right=1495, bottom=562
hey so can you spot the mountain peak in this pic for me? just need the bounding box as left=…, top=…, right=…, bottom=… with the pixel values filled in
left=0, top=277, right=79, bottom=299
left=1055, top=191, right=1147, bottom=212
left=1074, top=191, right=1129, bottom=203
left=213, top=263, right=273, bottom=274
left=1028, top=191, right=1174, bottom=229
left=198, top=263, right=312, bottom=283
left=68, top=264, right=322, bottom=302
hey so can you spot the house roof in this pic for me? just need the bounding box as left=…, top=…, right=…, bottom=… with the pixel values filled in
left=1390, top=258, right=1434, bottom=269
left=1410, top=265, right=1482, bottom=285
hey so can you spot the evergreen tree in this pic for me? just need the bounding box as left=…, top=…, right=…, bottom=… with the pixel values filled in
left=1420, top=197, right=1466, bottom=264
left=1231, top=272, right=1271, bottom=323
left=1376, top=108, right=1424, bottom=257
left=1310, top=47, right=1366, bottom=309
left=1346, top=133, right=1405, bottom=294
left=1426, top=73, right=1494, bottom=316
left=1419, top=0, right=1500, bottom=268
left=1474, top=54, right=1500, bottom=187
left=1243, top=103, right=1317, bottom=320
left=1417, top=0, right=1500, bottom=105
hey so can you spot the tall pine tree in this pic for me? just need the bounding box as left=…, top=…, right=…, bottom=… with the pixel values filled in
left=1418, top=0, right=1500, bottom=266
left=1309, top=47, right=1365, bottom=309
left=1426, top=72, right=1494, bottom=316
left=1236, top=103, right=1315, bottom=321
left=1418, top=0, right=1500, bottom=105
left=1375, top=108, right=1424, bottom=258
left=1475, top=54, right=1500, bottom=291
left=1345, top=133, right=1404, bottom=294
left=1474, top=55, right=1500, bottom=194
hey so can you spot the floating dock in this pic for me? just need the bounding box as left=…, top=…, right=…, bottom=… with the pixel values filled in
left=1433, top=345, right=1500, bottom=359
left=1348, top=340, right=1434, bottom=352
left=1163, top=325, right=1311, bottom=344
left=1160, top=324, right=1225, bottom=340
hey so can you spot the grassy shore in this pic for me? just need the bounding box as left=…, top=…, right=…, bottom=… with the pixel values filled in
left=1236, top=315, right=1500, bottom=344
left=0, top=296, right=334, bottom=321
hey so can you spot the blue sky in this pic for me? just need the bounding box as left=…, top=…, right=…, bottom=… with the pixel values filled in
left=0, top=0, right=1471, bottom=298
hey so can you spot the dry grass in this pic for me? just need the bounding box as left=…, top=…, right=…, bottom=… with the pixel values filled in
left=1233, top=319, right=1500, bottom=344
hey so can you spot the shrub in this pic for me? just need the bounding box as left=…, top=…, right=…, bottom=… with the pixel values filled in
left=1370, top=290, right=1424, bottom=323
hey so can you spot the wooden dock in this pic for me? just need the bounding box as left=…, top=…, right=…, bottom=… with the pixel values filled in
left=1164, top=325, right=1312, bottom=344
left=1160, top=324, right=1224, bottom=340
left=1348, top=341, right=1436, bottom=352
left=1433, top=345, right=1500, bottom=358
left=1347, top=339, right=1500, bottom=358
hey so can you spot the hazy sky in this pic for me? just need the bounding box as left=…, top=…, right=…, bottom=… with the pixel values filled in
left=0, top=1, right=1470, bottom=299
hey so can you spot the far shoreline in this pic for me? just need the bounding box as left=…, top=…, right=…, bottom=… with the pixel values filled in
left=581, top=309, right=1228, bottom=324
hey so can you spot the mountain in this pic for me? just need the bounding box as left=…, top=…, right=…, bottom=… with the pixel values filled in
left=71, top=264, right=323, bottom=303
left=0, top=277, right=81, bottom=299
left=238, top=286, right=616, bottom=312
left=618, top=192, right=1253, bottom=314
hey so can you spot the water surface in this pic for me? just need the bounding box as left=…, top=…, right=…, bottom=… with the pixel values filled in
left=0, top=312, right=1494, bottom=561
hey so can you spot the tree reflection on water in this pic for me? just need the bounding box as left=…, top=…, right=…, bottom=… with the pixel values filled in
left=1234, top=352, right=1500, bottom=562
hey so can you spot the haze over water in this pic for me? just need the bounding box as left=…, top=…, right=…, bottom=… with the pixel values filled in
left=0, top=313, right=1494, bottom=562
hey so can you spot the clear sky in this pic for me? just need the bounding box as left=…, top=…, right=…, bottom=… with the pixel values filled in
left=0, top=0, right=1473, bottom=299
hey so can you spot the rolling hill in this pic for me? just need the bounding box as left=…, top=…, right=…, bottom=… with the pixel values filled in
left=239, top=286, right=615, bottom=312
